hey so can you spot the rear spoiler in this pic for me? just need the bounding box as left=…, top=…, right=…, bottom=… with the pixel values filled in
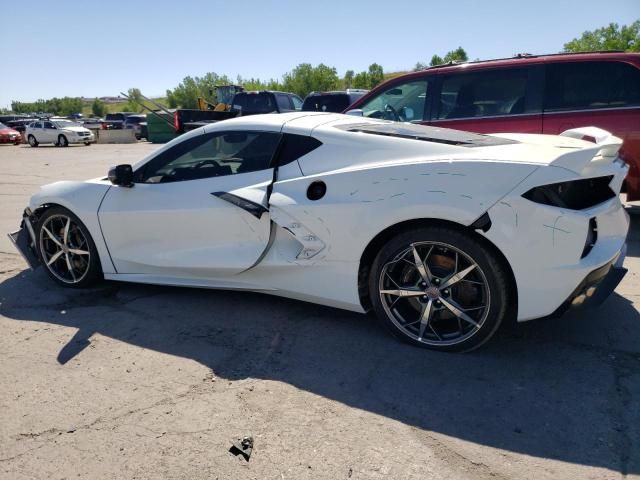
left=552, top=126, right=623, bottom=173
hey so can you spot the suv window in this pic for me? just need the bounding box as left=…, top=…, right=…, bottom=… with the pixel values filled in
left=303, top=94, right=352, bottom=113
left=233, top=93, right=278, bottom=115
left=359, top=79, right=428, bottom=122
left=275, top=94, right=293, bottom=112
left=545, top=61, right=640, bottom=111
left=437, top=68, right=531, bottom=120
left=43, top=121, right=54, bottom=129
left=291, top=95, right=303, bottom=110
left=137, top=131, right=281, bottom=183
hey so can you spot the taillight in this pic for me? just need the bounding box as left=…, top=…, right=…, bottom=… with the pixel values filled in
left=522, top=176, right=615, bottom=210
left=174, top=111, right=180, bottom=132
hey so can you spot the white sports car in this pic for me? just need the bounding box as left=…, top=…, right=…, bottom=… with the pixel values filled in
left=8, top=113, right=630, bottom=351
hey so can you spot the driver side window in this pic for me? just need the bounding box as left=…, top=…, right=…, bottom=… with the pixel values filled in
left=136, top=131, right=281, bottom=184
left=359, top=79, right=429, bottom=122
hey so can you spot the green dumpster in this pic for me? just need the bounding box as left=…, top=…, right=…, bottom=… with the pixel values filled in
left=147, top=110, right=177, bottom=144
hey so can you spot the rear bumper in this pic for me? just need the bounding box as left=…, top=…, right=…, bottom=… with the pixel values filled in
left=552, top=244, right=627, bottom=317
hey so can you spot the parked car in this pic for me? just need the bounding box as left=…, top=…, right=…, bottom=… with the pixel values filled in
left=9, top=113, right=629, bottom=352
left=25, top=119, right=95, bottom=147
left=346, top=52, right=640, bottom=201
left=6, top=118, right=37, bottom=139
left=231, top=91, right=303, bottom=115
left=80, top=118, right=104, bottom=131
left=302, top=89, right=368, bottom=113
left=123, top=114, right=146, bottom=139
left=101, top=112, right=136, bottom=130
left=0, top=122, right=22, bottom=145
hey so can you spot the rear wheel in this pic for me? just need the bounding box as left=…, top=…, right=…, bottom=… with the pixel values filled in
left=369, top=226, right=509, bottom=352
left=36, top=207, right=102, bottom=288
left=58, top=135, right=69, bottom=147
left=28, top=135, right=38, bottom=147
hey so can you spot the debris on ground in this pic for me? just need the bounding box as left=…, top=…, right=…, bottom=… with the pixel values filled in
left=229, top=436, right=253, bottom=461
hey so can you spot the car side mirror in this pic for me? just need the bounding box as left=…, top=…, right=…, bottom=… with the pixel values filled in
left=108, top=164, right=134, bottom=187
left=345, top=109, right=364, bottom=117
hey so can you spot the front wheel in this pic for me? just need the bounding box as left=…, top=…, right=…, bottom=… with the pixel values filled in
left=58, top=135, right=69, bottom=147
left=84, top=141, right=91, bottom=146
left=28, top=135, right=38, bottom=147
left=369, top=226, right=510, bottom=352
left=36, top=207, right=102, bottom=288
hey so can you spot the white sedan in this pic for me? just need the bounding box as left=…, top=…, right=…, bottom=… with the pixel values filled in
left=25, top=119, right=94, bottom=147
left=9, top=113, right=630, bottom=351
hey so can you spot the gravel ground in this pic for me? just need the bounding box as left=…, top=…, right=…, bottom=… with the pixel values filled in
left=0, top=143, right=639, bottom=480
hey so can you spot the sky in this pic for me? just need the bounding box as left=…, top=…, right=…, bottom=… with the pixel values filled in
left=1, top=0, right=638, bottom=108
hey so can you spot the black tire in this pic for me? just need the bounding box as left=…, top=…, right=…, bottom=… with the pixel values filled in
left=28, top=135, right=38, bottom=147
left=58, top=135, right=69, bottom=147
left=36, top=206, right=102, bottom=288
left=84, top=141, right=91, bottom=146
left=368, top=226, right=510, bottom=352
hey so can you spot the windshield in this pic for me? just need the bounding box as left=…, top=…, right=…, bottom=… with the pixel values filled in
left=0, top=122, right=6, bottom=129
left=52, top=120, right=81, bottom=128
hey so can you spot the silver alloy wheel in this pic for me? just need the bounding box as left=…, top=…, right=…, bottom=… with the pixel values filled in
left=28, top=136, right=37, bottom=147
left=59, top=135, right=67, bottom=147
left=39, top=214, right=91, bottom=284
left=378, top=241, right=490, bottom=347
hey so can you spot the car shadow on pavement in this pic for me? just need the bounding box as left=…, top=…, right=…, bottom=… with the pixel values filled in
left=1, top=263, right=639, bottom=475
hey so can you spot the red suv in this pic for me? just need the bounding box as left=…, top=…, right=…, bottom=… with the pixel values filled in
left=346, top=52, right=640, bottom=201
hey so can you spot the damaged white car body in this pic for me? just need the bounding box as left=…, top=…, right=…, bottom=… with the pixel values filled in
left=9, top=113, right=629, bottom=351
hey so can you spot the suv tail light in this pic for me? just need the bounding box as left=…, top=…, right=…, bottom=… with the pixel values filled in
left=522, top=176, right=615, bottom=210
left=174, top=111, right=180, bottom=132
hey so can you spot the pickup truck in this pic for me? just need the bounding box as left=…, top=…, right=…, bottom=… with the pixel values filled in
left=173, top=109, right=237, bottom=134
left=181, top=91, right=303, bottom=132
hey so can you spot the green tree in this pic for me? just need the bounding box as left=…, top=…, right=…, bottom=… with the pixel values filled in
left=282, top=63, right=340, bottom=97
left=413, top=61, right=427, bottom=71
left=236, top=75, right=283, bottom=92
left=11, top=97, right=82, bottom=115
left=429, top=47, right=468, bottom=66
left=352, top=71, right=370, bottom=89
left=564, top=20, right=640, bottom=52
left=367, top=63, right=384, bottom=89
left=429, top=54, right=444, bottom=67
left=122, top=88, right=145, bottom=112
left=166, top=72, right=232, bottom=109
left=165, top=90, right=178, bottom=108
left=91, top=98, right=106, bottom=117
left=444, top=47, right=469, bottom=63
left=343, top=70, right=355, bottom=88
